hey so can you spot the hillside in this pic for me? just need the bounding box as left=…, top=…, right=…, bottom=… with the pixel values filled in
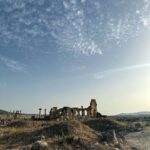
left=0, top=109, right=8, bottom=114
left=117, top=111, right=150, bottom=117
left=0, top=118, right=129, bottom=150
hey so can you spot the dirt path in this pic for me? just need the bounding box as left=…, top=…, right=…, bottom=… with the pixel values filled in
left=125, top=127, right=150, bottom=150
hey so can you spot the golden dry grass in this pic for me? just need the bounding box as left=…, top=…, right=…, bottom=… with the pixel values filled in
left=0, top=118, right=128, bottom=150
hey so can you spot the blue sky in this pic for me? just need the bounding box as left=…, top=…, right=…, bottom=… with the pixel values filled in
left=0, top=0, right=150, bottom=115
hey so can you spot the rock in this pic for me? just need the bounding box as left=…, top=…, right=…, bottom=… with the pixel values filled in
left=36, top=135, right=45, bottom=141
left=21, top=145, right=32, bottom=150
left=104, top=141, right=108, bottom=146
left=114, top=142, right=124, bottom=150
left=73, top=136, right=79, bottom=141
left=113, top=130, right=118, bottom=144
left=40, top=135, right=45, bottom=140
left=114, top=143, right=121, bottom=148
left=94, top=142, right=99, bottom=146
left=118, top=138, right=123, bottom=144
left=31, top=140, right=48, bottom=150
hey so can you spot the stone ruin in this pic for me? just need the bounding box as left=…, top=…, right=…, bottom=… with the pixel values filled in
left=37, top=99, right=103, bottom=121
left=7, top=110, right=22, bottom=120
left=0, top=110, right=22, bottom=126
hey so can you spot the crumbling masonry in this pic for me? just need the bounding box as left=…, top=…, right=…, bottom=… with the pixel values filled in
left=37, top=99, right=102, bottom=121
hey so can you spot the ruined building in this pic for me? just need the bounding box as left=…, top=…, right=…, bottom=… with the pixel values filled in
left=37, top=99, right=102, bottom=121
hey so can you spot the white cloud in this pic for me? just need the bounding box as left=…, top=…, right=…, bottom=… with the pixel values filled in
left=141, top=17, right=149, bottom=27
left=0, top=0, right=150, bottom=56
left=63, top=66, right=86, bottom=73
left=93, top=63, right=150, bottom=80
left=0, top=55, right=27, bottom=73
left=81, top=0, right=86, bottom=3
left=63, top=0, right=69, bottom=9
left=136, top=10, right=140, bottom=14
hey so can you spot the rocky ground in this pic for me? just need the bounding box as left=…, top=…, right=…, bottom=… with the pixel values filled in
left=125, top=126, right=150, bottom=150
left=0, top=117, right=148, bottom=150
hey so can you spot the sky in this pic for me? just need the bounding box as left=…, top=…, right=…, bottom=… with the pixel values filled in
left=0, top=0, right=150, bottom=115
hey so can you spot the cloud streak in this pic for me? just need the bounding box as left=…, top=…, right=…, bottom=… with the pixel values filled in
left=94, top=63, right=150, bottom=80
left=0, top=55, right=27, bottom=73
left=62, top=65, right=86, bottom=73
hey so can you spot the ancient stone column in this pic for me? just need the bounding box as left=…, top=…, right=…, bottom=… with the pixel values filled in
left=77, top=110, right=80, bottom=116
left=87, top=110, right=90, bottom=118
left=81, top=106, right=85, bottom=116
left=90, top=99, right=97, bottom=118
left=39, top=108, right=42, bottom=119
left=44, top=109, right=47, bottom=117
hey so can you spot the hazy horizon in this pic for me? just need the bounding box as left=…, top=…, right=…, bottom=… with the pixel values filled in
left=0, top=0, right=150, bottom=115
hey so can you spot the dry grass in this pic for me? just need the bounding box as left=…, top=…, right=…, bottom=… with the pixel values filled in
left=0, top=118, right=128, bottom=150
left=84, top=117, right=127, bottom=132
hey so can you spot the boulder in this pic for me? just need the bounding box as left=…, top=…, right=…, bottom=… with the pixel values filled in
left=31, top=140, right=48, bottom=150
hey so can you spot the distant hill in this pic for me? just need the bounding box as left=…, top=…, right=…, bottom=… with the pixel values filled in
left=0, top=109, right=8, bottom=114
left=116, top=111, right=150, bottom=117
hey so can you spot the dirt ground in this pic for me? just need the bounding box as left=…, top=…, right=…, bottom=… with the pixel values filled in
left=125, top=126, right=150, bottom=150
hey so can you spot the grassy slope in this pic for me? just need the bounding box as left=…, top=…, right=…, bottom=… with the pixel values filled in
left=0, top=118, right=127, bottom=150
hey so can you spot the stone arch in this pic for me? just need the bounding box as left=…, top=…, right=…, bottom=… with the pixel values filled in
left=75, top=110, right=78, bottom=116
left=84, top=110, right=87, bottom=116
left=79, top=110, right=82, bottom=116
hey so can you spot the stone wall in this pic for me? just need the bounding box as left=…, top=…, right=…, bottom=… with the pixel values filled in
left=48, top=99, right=98, bottom=121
